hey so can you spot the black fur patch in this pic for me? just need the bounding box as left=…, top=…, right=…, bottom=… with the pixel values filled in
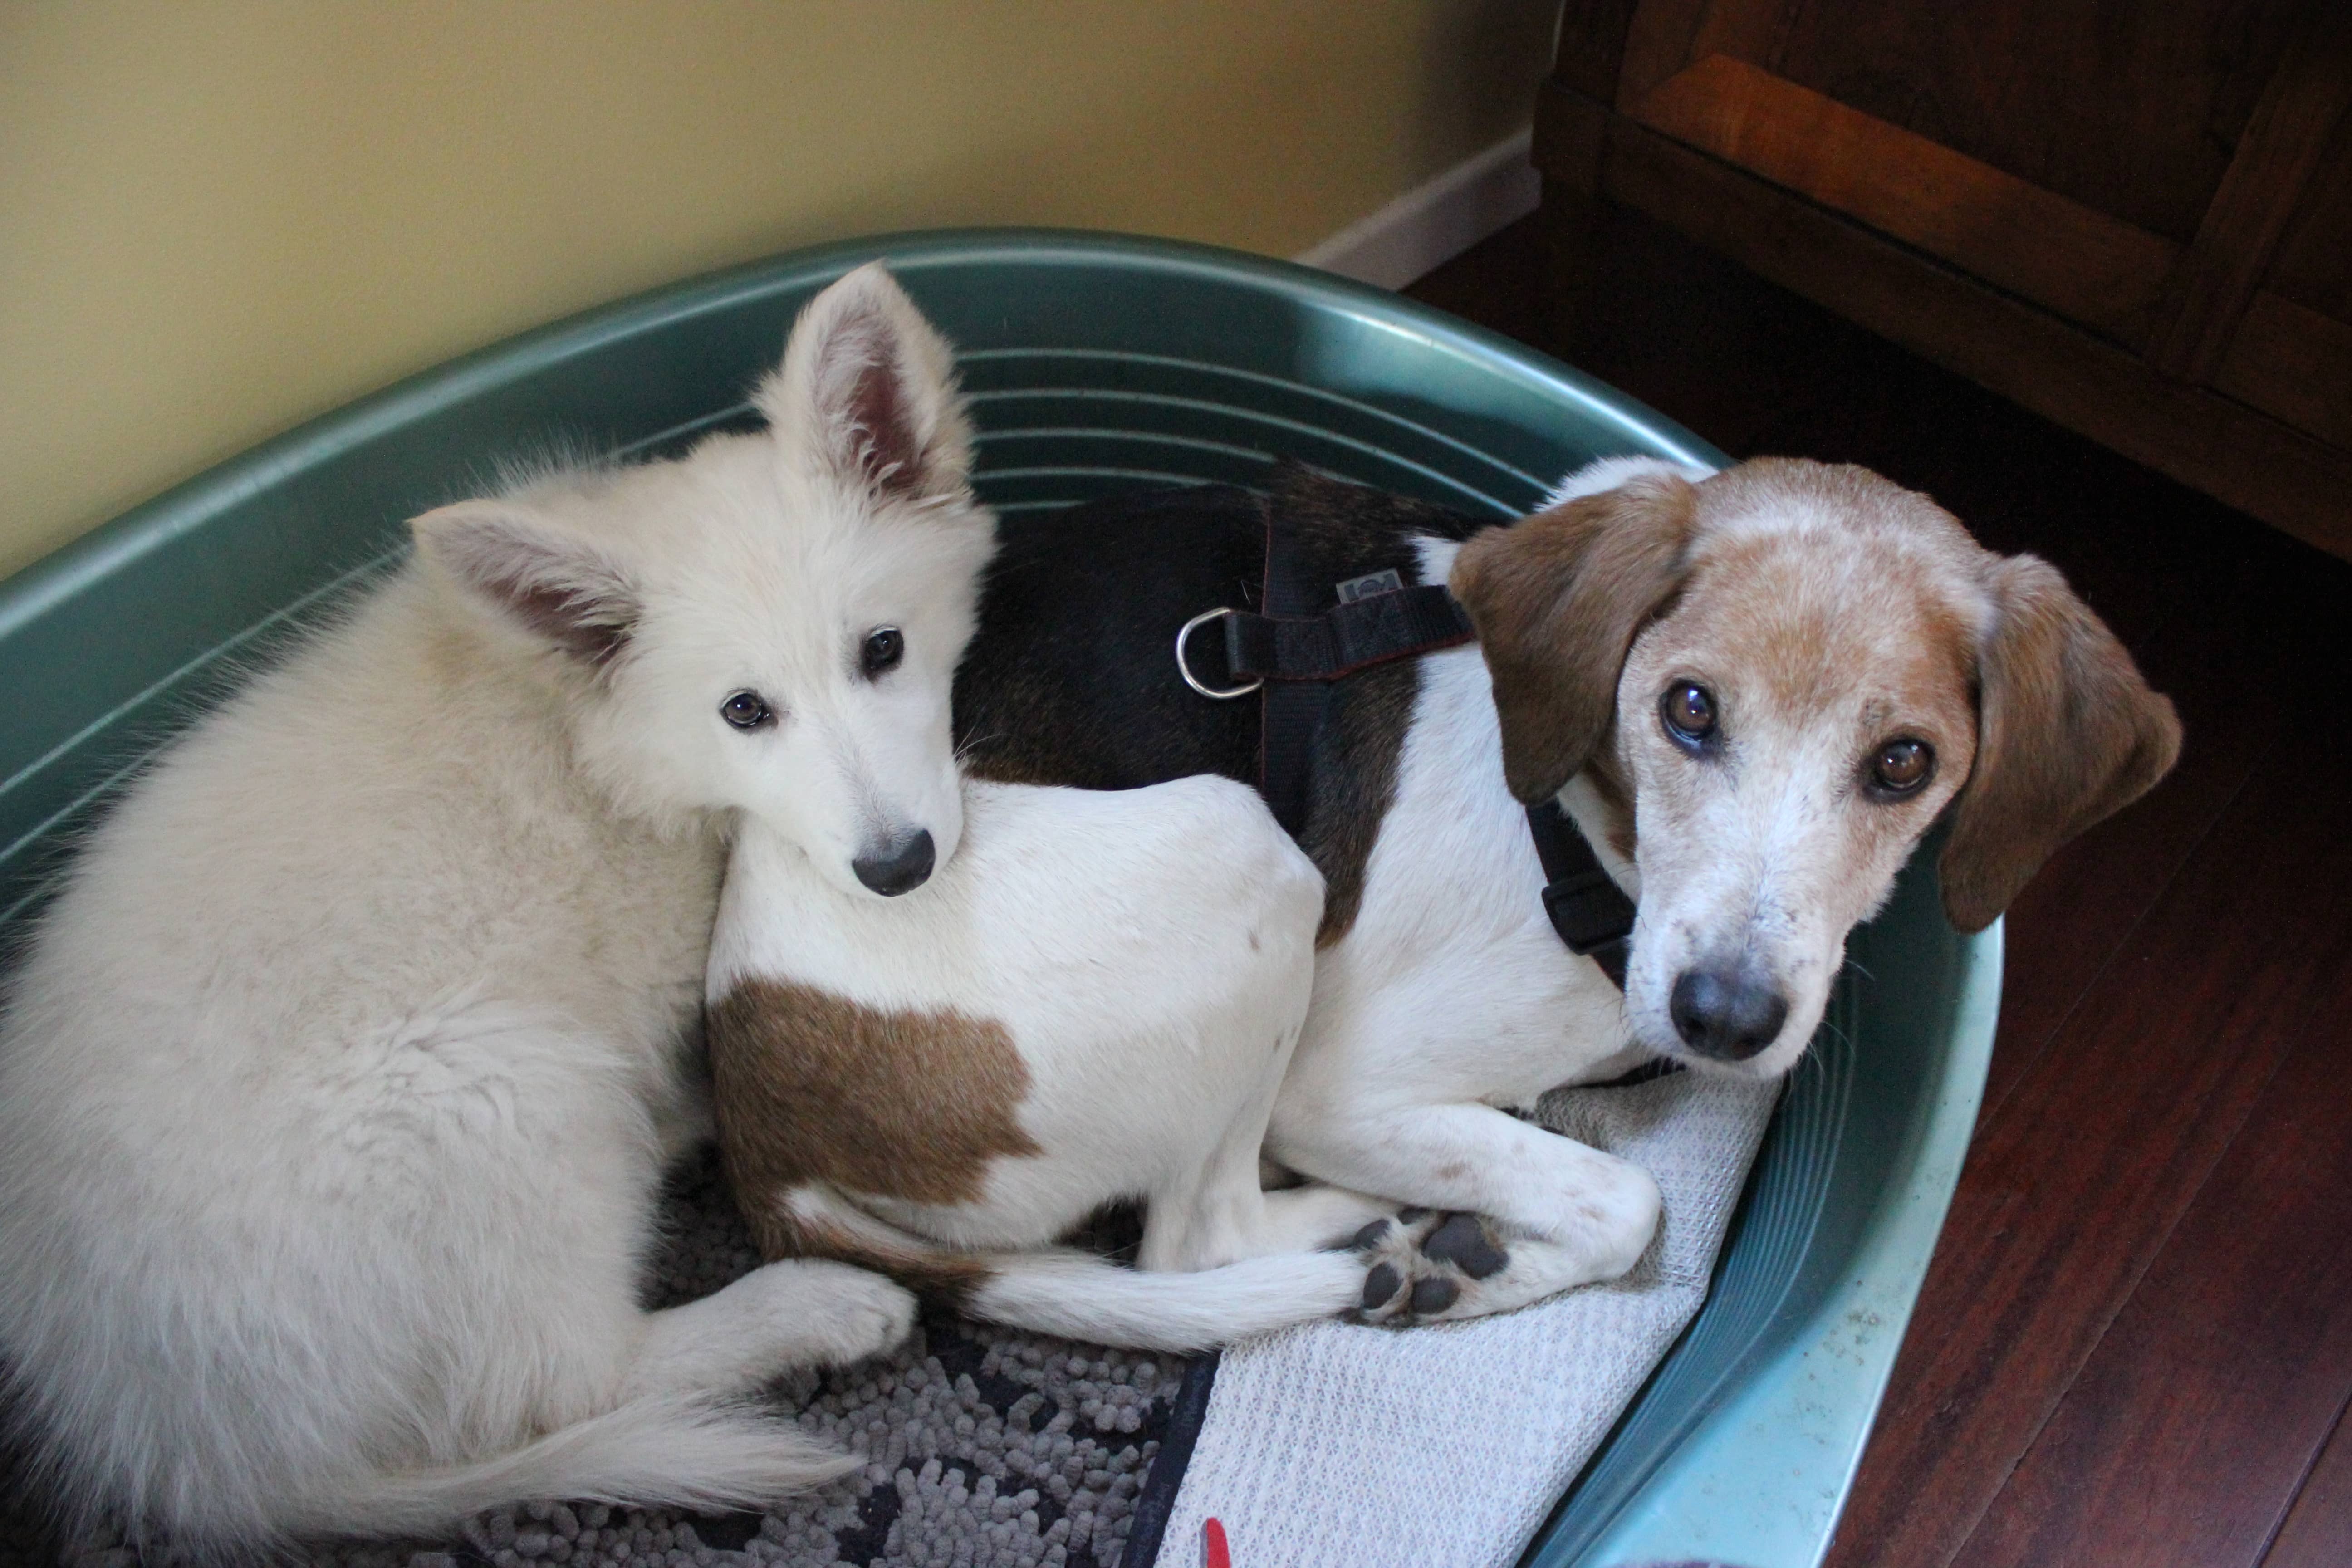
left=953, top=466, right=1490, bottom=944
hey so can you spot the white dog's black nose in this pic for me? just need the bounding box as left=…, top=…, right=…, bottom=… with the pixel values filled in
left=852, top=830, right=935, bottom=897
left=1669, top=968, right=1789, bottom=1061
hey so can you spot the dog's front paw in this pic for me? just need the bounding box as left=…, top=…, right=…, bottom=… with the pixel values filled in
left=1348, top=1155, right=1667, bottom=1324
left=1347, top=1210, right=1513, bottom=1327
left=787, top=1261, right=920, bottom=1367
left=1572, top=1155, right=1663, bottom=1282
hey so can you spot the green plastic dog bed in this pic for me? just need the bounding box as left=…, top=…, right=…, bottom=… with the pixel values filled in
left=0, top=230, right=1998, bottom=1568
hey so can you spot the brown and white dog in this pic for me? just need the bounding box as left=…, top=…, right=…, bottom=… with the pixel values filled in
left=696, top=276, right=1453, bottom=1352
left=953, top=451, right=2183, bottom=1319
left=705, top=771, right=1438, bottom=1352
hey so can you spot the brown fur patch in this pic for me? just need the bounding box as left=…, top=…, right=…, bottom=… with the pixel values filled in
left=1939, top=553, right=2183, bottom=930
left=1451, top=473, right=1699, bottom=803
left=708, top=976, right=1043, bottom=1246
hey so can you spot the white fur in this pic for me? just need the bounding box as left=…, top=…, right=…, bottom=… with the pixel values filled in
left=710, top=777, right=1400, bottom=1350
left=0, top=264, right=1003, bottom=1552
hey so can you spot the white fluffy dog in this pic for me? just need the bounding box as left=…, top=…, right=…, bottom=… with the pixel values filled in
left=0, top=266, right=1028, bottom=1552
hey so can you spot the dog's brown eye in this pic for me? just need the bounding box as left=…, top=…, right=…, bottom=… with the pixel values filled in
left=720, top=690, right=774, bottom=731
left=1870, top=738, right=1934, bottom=795
left=1661, top=683, right=1717, bottom=747
left=861, top=626, right=904, bottom=678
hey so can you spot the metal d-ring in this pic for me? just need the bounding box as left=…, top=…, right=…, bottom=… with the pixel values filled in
left=1175, top=607, right=1264, bottom=700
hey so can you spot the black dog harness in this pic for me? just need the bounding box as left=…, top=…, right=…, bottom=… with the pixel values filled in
left=1174, top=514, right=1637, bottom=990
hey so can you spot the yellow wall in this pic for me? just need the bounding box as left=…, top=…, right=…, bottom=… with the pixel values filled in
left=0, top=1, right=1557, bottom=582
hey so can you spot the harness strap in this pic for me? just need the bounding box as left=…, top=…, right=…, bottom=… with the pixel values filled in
left=1524, top=799, right=1636, bottom=989
left=1255, top=505, right=1328, bottom=840
left=1221, top=584, right=1476, bottom=685
left=1174, top=487, right=1636, bottom=991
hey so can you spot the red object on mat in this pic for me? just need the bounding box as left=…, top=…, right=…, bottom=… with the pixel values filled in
left=1204, top=1517, right=1232, bottom=1568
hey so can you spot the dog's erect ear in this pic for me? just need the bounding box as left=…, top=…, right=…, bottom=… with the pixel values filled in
left=1451, top=470, right=1699, bottom=803
left=761, top=262, right=974, bottom=505
left=1939, top=554, right=2182, bottom=932
left=412, top=500, right=640, bottom=668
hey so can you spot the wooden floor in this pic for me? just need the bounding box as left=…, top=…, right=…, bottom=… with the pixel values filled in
left=1408, top=209, right=2352, bottom=1568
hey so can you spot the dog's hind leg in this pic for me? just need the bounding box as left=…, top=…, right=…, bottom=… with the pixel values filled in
left=1139, top=1138, right=1397, bottom=1271
left=1130, top=1021, right=1403, bottom=1272
left=1142, top=1166, right=1401, bottom=1271
left=624, top=1260, right=917, bottom=1402
left=753, top=1183, right=1375, bottom=1352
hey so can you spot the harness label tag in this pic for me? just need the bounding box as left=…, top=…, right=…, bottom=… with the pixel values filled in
left=1335, top=568, right=1404, bottom=604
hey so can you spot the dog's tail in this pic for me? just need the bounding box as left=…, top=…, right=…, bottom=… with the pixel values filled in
left=965, top=1248, right=1364, bottom=1350
left=769, top=1186, right=1362, bottom=1354
left=283, top=1394, right=850, bottom=1540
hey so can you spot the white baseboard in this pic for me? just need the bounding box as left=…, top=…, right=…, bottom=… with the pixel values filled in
left=1293, top=127, right=1539, bottom=291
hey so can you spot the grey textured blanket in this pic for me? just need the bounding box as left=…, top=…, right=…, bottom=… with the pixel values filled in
left=1144, top=1068, right=1779, bottom=1568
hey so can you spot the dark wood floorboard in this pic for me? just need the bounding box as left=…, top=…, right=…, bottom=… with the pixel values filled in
left=1840, top=701, right=2351, bottom=1567
left=2267, top=1404, right=2352, bottom=1568
left=1953, top=894, right=2352, bottom=1568
left=1406, top=208, right=2352, bottom=1568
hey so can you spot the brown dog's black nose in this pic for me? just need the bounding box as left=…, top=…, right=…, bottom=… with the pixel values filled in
left=1670, top=967, right=1789, bottom=1060
left=852, top=829, right=935, bottom=897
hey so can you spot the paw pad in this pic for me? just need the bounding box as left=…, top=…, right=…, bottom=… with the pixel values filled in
left=1419, top=1213, right=1509, bottom=1279
left=1407, top=1276, right=1459, bottom=1314
left=1350, top=1209, right=1514, bottom=1328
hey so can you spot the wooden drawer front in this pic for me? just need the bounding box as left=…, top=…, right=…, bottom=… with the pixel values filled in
left=1629, top=54, right=2180, bottom=346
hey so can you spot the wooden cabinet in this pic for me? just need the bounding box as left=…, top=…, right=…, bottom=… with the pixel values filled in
left=1537, top=1, right=2352, bottom=559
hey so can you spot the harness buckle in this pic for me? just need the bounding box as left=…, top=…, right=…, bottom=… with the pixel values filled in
left=1175, top=608, right=1264, bottom=700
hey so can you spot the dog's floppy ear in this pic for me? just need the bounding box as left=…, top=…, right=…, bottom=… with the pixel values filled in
left=1451, top=470, right=1698, bottom=803
left=1939, top=554, right=2182, bottom=932
left=412, top=500, right=640, bottom=669
left=761, top=261, right=974, bottom=505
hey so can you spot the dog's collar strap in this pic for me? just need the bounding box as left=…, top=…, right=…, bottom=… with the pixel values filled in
left=1185, top=488, right=1635, bottom=991
left=1219, top=585, right=1475, bottom=686
left=1524, top=799, right=1635, bottom=990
